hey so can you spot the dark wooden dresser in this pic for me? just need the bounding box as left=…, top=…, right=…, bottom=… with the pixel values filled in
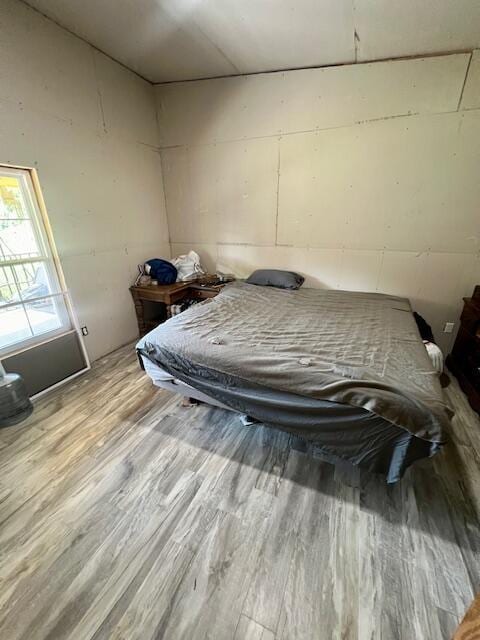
left=447, top=285, right=480, bottom=413
left=130, top=276, right=225, bottom=337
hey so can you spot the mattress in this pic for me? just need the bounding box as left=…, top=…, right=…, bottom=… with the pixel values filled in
left=141, top=356, right=233, bottom=410
left=137, top=282, right=452, bottom=481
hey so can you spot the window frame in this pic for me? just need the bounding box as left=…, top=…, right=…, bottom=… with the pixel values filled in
left=0, top=164, right=88, bottom=364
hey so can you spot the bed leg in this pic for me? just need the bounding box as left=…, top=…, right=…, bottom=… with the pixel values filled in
left=240, top=414, right=261, bottom=426
left=181, top=396, right=199, bottom=407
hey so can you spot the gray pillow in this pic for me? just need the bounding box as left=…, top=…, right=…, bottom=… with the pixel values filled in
left=246, top=269, right=304, bottom=290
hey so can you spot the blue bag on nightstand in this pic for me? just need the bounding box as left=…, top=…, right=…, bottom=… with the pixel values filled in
left=145, top=259, right=178, bottom=284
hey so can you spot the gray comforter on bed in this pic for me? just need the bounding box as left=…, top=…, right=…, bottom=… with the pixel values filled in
left=137, top=282, right=452, bottom=480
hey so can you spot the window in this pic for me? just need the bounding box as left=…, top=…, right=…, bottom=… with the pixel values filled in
left=0, top=166, right=71, bottom=355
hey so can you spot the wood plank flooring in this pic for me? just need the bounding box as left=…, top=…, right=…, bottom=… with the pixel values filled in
left=0, top=343, right=479, bottom=639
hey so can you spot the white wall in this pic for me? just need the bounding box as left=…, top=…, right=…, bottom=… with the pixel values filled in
left=0, top=0, right=170, bottom=361
left=156, top=53, right=480, bottom=352
left=2, top=1, right=478, bottom=359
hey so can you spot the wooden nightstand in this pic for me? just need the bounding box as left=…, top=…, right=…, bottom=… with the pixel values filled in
left=446, top=285, right=480, bottom=414
left=130, top=277, right=225, bottom=336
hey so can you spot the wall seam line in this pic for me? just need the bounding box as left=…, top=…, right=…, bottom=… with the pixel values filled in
left=352, top=0, right=359, bottom=63
left=157, top=105, right=480, bottom=151
left=90, top=47, right=107, bottom=134
left=157, top=151, right=173, bottom=253
left=168, top=243, right=478, bottom=256
left=153, top=50, right=473, bottom=86
left=153, top=90, right=173, bottom=256
left=456, top=52, right=473, bottom=111
left=275, top=141, right=281, bottom=246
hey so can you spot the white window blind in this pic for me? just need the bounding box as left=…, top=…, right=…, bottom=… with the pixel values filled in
left=0, top=166, right=71, bottom=355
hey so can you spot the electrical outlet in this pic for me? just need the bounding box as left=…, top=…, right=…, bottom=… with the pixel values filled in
left=81, top=326, right=89, bottom=336
left=443, top=322, right=455, bottom=334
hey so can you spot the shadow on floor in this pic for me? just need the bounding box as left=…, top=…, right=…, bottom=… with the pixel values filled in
left=151, top=394, right=480, bottom=564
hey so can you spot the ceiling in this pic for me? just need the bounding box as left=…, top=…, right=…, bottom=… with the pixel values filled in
left=24, top=0, right=480, bottom=83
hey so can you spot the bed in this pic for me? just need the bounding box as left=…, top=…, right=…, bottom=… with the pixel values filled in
left=137, top=281, right=452, bottom=482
